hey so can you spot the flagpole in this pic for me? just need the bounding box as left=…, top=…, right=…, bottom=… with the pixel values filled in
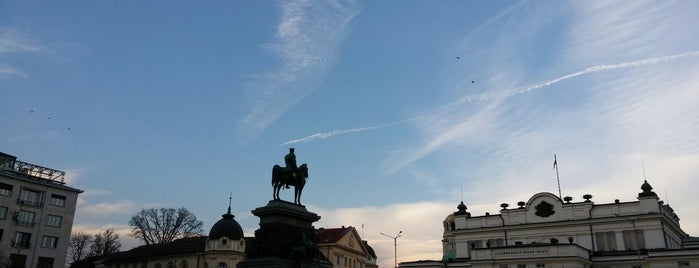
left=554, top=154, right=562, bottom=199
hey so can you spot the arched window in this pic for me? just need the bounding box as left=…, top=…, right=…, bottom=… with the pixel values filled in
left=167, top=262, right=175, bottom=268
left=217, top=262, right=227, bottom=268
left=180, top=261, right=188, bottom=268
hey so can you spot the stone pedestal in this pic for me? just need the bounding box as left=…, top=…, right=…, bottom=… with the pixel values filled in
left=238, top=200, right=332, bottom=268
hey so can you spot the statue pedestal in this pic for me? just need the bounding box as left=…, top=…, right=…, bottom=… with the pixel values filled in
left=238, top=200, right=331, bottom=268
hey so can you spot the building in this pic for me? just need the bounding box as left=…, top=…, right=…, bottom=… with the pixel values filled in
left=93, top=205, right=246, bottom=268
left=0, top=152, right=83, bottom=268
left=317, top=226, right=377, bottom=268
left=400, top=180, right=699, bottom=268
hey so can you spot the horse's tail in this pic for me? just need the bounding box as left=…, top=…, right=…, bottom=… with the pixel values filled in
left=272, top=165, right=281, bottom=184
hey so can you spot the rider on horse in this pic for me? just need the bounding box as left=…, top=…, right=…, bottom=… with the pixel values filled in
left=284, top=148, right=298, bottom=188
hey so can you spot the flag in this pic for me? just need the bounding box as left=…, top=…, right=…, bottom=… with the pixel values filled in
left=553, top=154, right=558, bottom=169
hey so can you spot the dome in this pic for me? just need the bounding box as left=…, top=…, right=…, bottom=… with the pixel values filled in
left=208, top=207, right=244, bottom=240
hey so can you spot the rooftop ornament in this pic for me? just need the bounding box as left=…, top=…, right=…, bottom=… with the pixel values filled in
left=500, top=203, right=509, bottom=210
left=563, top=196, right=573, bottom=203
left=583, top=194, right=593, bottom=202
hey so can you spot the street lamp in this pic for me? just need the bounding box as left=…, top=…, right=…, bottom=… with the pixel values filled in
left=381, top=231, right=402, bottom=268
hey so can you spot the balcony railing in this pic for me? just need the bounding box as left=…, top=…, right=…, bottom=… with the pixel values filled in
left=17, top=199, right=43, bottom=208
left=1, top=159, right=65, bottom=184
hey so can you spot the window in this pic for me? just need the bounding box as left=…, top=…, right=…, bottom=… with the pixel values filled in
left=167, top=262, right=175, bottom=268
left=517, top=265, right=526, bottom=268
left=499, top=265, right=508, bottom=268
left=0, top=206, right=7, bottom=220
left=46, top=215, right=62, bottom=227
left=606, top=231, right=617, bottom=250
left=0, top=229, right=4, bottom=241
left=623, top=230, right=646, bottom=250
left=15, top=210, right=36, bottom=227
left=179, top=261, right=188, bottom=268
left=49, top=194, right=66, bottom=207
left=217, top=262, right=226, bottom=268
left=41, top=236, right=58, bottom=248
left=19, top=188, right=43, bottom=207
left=13, top=232, right=31, bottom=248
left=536, top=264, right=545, bottom=268
left=0, top=183, right=12, bottom=196
left=679, top=261, right=690, bottom=267
left=37, top=257, right=54, bottom=268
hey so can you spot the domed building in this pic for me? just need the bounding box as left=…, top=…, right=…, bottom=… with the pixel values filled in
left=401, top=180, right=699, bottom=268
left=93, top=205, right=247, bottom=268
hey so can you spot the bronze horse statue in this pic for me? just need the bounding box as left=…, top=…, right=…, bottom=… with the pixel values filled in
left=272, top=163, right=308, bottom=205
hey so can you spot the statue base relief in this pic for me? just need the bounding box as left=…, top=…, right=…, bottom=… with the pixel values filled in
left=238, top=200, right=332, bottom=268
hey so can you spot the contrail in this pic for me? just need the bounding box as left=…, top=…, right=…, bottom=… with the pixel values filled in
left=279, top=120, right=409, bottom=147
left=457, top=50, right=699, bottom=103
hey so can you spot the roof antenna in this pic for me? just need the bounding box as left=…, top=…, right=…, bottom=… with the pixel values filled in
left=460, top=184, right=464, bottom=202
left=665, top=187, right=670, bottom=205
left=642, top=161, right=647, bottom=180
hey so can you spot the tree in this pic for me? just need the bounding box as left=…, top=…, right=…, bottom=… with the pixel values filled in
left=129, top=207, right=203, bottom=245
left=68, top=232, right=92, bottom=263
left=88, top=228, right=121, bottom=257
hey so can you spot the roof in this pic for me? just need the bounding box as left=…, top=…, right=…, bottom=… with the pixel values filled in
left=103, top=237, right=207, bottom=263
left=208, top=207, right=244, bottom=240
left=363, top=240, right=377, bottom=258
left=317, top=227, right=353, bottom=244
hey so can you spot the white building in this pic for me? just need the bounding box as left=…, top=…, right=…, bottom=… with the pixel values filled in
left=0, top=152, right=83, bottom=268
left=401, top=180, right=699, bottom=268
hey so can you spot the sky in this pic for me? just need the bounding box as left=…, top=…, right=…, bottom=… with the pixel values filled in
left=2, top=1, right=699, bottom=267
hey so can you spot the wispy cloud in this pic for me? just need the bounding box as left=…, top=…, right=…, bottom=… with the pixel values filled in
left=279, top=120, right=408, bottom=147
left=0, top=28, right=45, bottom=79
left=235, top=0, right=360, bottom=144
left=455, top=51, right=699, bottom=103
left=0, top=29, right=44, bottom=53
left=0, top=64, right=27, bottom=79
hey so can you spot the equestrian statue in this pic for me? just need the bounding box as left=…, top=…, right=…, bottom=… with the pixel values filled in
left=272, top=148, right=309, bottom=205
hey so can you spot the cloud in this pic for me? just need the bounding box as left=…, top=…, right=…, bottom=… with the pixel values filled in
left=0, top=28, right=45, bottom=80
left=235, top=0, right=361, bottom=144
left=76, top=201, right=137, bottom=220
left=0, top=64, right=27, bottom=79
left=307, top=201, right=453, bottom=268
left=454, top=51, right=699, bottom=104
left=0, top=29, right=44, bottom=53
left=279, top=120, right=408, bottom=147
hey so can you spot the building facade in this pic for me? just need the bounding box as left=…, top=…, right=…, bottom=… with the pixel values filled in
left=91, top=206, right=246, bottom=268
left=0, top=152, right=83, bottom=268
left=401, top=180, right=699, bottom=268
left=317, top=226, right=377, bottom=268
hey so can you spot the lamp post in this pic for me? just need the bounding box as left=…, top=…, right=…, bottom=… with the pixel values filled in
left=381, top=231, right=402, bottom=268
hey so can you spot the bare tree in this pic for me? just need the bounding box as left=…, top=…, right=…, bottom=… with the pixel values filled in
left=129, top=207, right=203, bottom=245
left=88, top=228, right=121, bottom=257
left=68, top=232, right=92, bottom=263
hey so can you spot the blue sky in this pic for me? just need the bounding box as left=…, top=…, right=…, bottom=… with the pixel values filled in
left=2, top=1, right=699, bottom=267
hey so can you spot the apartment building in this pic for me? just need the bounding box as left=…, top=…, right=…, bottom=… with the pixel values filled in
left=0, top=152, right=83, bottom=268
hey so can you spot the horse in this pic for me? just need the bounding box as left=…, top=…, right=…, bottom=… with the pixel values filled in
left=272, top=163, right=308, bottom=205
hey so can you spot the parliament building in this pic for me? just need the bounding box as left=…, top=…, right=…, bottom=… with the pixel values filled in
left=400, top=180, right=699, bottom=268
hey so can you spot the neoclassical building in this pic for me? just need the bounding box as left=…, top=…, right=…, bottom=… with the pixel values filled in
left=94, top=206, right=246, bottom=268
left=317, top=226, right=378, bottom=268
left=401, top=180, right=699, bottom=268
